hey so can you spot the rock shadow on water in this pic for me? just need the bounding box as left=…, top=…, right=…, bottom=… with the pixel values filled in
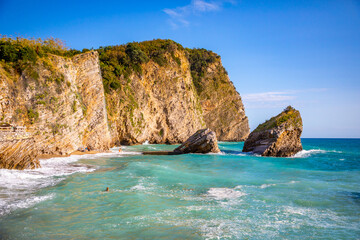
left=221, top=150, right=252, bottom=156
left=345, top=192, right=360, bottom=204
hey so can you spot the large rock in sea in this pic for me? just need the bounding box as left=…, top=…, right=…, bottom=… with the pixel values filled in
left=242, top=106, right=303, bottom=157
left=174, top=128, right=220, bottom=154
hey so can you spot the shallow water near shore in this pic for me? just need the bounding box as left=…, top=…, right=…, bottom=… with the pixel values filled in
left=0, top=139, right=359, bottom=239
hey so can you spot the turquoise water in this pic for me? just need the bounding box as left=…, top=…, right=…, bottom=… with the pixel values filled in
left=0, top=139, right=359, bottom=239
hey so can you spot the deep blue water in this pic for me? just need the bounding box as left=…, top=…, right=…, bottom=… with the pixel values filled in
left=0, top=139, right=359, bottom=239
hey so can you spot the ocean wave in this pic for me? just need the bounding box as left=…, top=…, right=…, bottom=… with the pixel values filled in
left=259, top=180, right=298, bottom=189
left=0, top=152, right=114, bottom=216
left=0, top=193, right=55, bottom=216
left=206, top=187, right=247, bottom=200
left=117, top=151, right=142, bottom=155
left=130, top=177, right=157, bottom=192
left=206, top=151, right=226, bottom=155
left=259, top=183, right=277, bottom=189
left=293, top=148, right=344, bottom=158
left=293, top=149, right=326, bottom=158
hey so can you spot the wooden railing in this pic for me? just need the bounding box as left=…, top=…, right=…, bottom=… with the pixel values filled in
left=0, top=126, right=27, bottom=132
left=0, top=127, right=13, bottom=132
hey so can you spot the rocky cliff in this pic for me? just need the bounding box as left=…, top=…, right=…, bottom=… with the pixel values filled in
left=242, top=106, right=303, bottom=157
left=187, top=49, right=250, bottom=141
left=100, top=41, right=205, bottom=145
left=0, top=138, right=40, bottom=170
left=0, top=37, right=250, bottom=169
left=0, top=50, right=111, bottom=156
left=99, top=40, right=249, bottom=144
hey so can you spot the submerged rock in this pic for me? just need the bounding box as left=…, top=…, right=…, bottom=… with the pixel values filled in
left=174, top=128, right=220, bottom=154
left=0, top=138, right=40, bottom=170
left=242, top=106, right=303, bottom=157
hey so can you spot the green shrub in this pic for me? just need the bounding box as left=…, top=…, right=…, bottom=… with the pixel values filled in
left=55, top=74, right=64, bottom=84
left=125, top=43, right=149, bottom=64
left=0, top=35, right=83, bottom=73
left=186, top=48, right=219, bottom=93
left=36, top=100, right=46, bottom=105
left=72, top=100, right=77, bottom=112
left=27, top=109, right=39, bottom=124
left=97, top=39, right=184, bottom=93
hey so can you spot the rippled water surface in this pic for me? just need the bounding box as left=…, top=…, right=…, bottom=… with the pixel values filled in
left=0, top=139, right=359, bottom=239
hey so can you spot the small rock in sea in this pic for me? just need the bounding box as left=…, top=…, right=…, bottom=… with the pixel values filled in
left=173, top=128, right=220, bottom=154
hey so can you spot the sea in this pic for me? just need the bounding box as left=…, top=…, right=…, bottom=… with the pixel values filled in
left=0, top=139, right=359, bottom=240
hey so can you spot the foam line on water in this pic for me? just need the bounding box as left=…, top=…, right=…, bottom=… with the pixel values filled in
left=293, top=149, right=326, bottom=158
left=206, top=187, right=247, bottom=200
left=0, top=151, right=117, bottom=216
left=0, top=194, right=55, bottom=216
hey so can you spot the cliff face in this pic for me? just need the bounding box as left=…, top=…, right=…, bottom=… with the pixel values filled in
left=0, top=138, right=40, bottom=170
left=99, top=40, right=249, bottom=145
left=0, top=51, right=111, bottom=156
left=242, top=106, right=303, bottom=157
left=187, top=49, right=250, bottom=141
left=104, top=48, right=205, bottom=145
left=1, top=38, right=250, bottom=170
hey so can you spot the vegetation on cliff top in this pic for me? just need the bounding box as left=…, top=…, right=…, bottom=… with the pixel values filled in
left=253, top=106, right=302, bottom=133
left=185, top=48, right=220, bottom=93
left=97, top=39, right=183, bottom=93
left=0, top=36, right=229, bottom=95
left=0, top=36, right=85, bottom=72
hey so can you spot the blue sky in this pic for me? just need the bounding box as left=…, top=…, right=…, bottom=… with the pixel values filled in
left=1, top=0, right=359, bottom=137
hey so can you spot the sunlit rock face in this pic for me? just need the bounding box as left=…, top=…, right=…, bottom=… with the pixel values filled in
left=243, top=106, right=303, bottom=157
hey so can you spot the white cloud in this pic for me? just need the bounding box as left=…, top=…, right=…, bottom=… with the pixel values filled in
left=163, top=0, right=236, bottom=28
left=193, top=0, right=220, bottom=12
left=243, top=92, right=295, bottom=102
left=242, top=88, right=327, bottom=109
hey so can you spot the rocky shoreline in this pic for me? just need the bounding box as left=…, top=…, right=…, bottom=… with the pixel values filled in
left=0, top=37, right=305, bottom=170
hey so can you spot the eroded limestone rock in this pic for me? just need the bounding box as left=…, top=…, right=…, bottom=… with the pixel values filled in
left=0, top=51, right=111, bottom=156
left=0, top=138, right=40, bottom=170
left=242, top=106, right=303, bottom=157
left=174, top=128, right=220, bottom=154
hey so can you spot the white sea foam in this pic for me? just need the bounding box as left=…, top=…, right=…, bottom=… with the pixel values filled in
left=0, top=194, right=55, bottom=216
left=259, top=183, right=277, bottom=189
left=130, top=177, right=156, bottom=192
left=292, top=149, right=326, bottom=158
left=207, top=188, right=247, bottom=200
left=118, top=151, right=142, bottom=155
left=0, top=152, right=116, bottom=216
left=207, top=151, right=226, bottom=155
left=143, top=140, right=149, bottom=145
left=293, top=148, right=343, bottom=158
